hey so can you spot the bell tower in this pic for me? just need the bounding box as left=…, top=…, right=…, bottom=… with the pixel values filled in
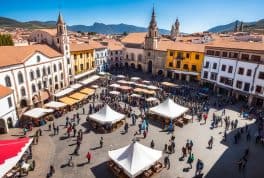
left=145, top=7, right=160, bottom=50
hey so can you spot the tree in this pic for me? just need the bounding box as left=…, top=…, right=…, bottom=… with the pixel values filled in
left=123, top=31, right=128, bottom=36
left=0, top=34, right=14, bottom=46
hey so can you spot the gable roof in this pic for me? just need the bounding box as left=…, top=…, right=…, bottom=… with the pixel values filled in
left=121, top=32, right=147, bottom=44
left=0, top=85, right=13, bottom=99
left=0, top=44, right=62, bottom=68
left=37, top=29, right=57, bottom=36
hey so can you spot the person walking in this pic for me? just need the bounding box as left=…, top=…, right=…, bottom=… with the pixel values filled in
left=86, top=152, right=91, bottom=163
left=100, top=137, right=104, bottom=148
left=164, top=155, right=170, bottom=170
left=188, top=153, right=194, bottom=169
left=208, top=136, right=213, bottom=149
left=195, top=159, right=204, bottom=176
left=182, top=146, right=187, bottom=159
left=150, top=140, right=155, bottom=149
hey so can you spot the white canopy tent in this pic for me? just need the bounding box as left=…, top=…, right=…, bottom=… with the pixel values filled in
left=149, top=98, right=188, bottom=120
left=130, top=77, right=141, bottom=81
left=89, top=105, right=125, bottom=124
left=116, top=75, right=126, bottom=78
left=44, top=101, right=67, bottom=109
left=109, top=91, right=121, bottom=95
left=108, top=142, right=162, bottom=178
left=130, top=93, right=142, bottom=98
left=146, top=97, right=159, bottom=102
left=109, top=83, right=120, bottom=88
left=23, top=108, right=54, bottom=119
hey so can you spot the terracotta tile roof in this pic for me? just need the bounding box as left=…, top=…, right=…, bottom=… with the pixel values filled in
left=70, top=43, right=95, bottom=52
left=0, top=85, right=13, bottom=99
left=121, top=32, right=147, bottom=44
left=205, top=40, right=264, bottom=51
left=167, top=41, right=205, bottom=53
left=103, top=39, right=124, bottom=51
left=37, top=29, right=57, bottom=36
left=0, top=44, right=62, bottom=68
left=70, top=40, right=106, bottom=52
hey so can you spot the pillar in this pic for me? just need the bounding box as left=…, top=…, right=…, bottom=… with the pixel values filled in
left=186, top=75, right=190, bottom=82
left=247, top=95, right=253, bottom=106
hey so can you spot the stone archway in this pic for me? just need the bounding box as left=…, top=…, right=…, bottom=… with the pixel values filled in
left=125, top=62, right=128, bottom=68
left=131, top=63, right=135, bottom=69
left=148, top=61, right=152, bottom=73
left=137, top=64, right=142, bottom=71
left=0, top=119, right=7, bottom=134
left=7, top=117, right=13, bottom=128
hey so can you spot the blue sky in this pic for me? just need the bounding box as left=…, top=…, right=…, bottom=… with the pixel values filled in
left=1, top=0, right=263, bottom=33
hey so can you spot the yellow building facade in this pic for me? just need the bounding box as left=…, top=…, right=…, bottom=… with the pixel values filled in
left=70, top=43, right=95, bottom=77
left=165, top=43, right=205, bottom=81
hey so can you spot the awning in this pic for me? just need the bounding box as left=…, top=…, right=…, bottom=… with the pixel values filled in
left=161, top=82, right=179, bottom=88
left=44, top=101, right=67, bottom=109
left=91, top=85, right=99, bottom=89
left=131, top=77, right=141, bottom=81
left=130, top=93, right=142, bottom=98
left=134, top=88, right=156, bottom=95
left=80, top=75, right=100, bottom=85
left=70, top=83, right=83, bottom=90
left=69, top=92, right=87, bottom=100
left=79, top=88, right=95, bottom=96
left=74, top=69, right=96, bottom=80
left=59, top=97, right=79, bottom=106
left=23, top=108, right=54, bottom=119
left=118, top=85, right=132, bottom=90
left=117, top=75, right=126, bottom=78
left=109, top=91, right=120, bottom=95
left=146, top=97, right=158, bottom=102
left=54, top=88, right=74, bottom=98
left=109, top=83, right=120, bottom=88
left=172, top=70, right=199, bottom=76
left=0, top=138, right=33, bottom=178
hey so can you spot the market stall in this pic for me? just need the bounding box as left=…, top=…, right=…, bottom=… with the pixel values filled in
left=59, top=97, right=80, bottom=110
left=108, top=141, right=163, bottom=178
left=0, top=138, right=34, bottom=178
left=130, top=77, right=141, bottom=82
left=89, top=105, right=125, bottom=133
left=79, top=88, right=95, bottom=97
left=44, top=101, right=67, bottom=117
left=21, top=108, right=54, bottom=127
left=109, top=91, right=121, bottom=96
left=149, top=98, right=189, bottom=128
left=134, top=88, right=156, bottom=96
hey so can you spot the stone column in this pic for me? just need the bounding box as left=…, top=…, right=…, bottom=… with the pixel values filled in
left=247, top=95, right=253, bottom=106
left=186, top=75, right=190, bottom=82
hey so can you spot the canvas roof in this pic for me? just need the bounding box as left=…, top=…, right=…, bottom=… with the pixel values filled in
left=149, top=98, right=188, bottom=119
left=89, top=105, right=125, bottom=124
left=108, top=142, right=162, bottom=178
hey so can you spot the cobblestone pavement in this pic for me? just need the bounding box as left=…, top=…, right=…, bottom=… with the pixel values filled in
left=3, top=76, right=264, bottom=178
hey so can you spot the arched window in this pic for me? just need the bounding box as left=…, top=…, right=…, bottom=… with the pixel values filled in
left=36, top=68, right=40, bottom=78
left=42, top=67, right=46, bottom=76
left=54, top=75, right=58, bottom=82
left=183, top=64, right=189, bottom=70
left=49, top=78, right=52, bottom=85
left=59, top=62, right=62, bottom=70
left=32, top=84, right=36, bottom=93
left=30, top=71, right=34, bottom=81
left=131, top=53, right=135, bottom=61
left=138, top=54, right=142, bottom=62
left=38, top=82, right=42, bottom=90
left=5, top=76, right=12, bottom=87
left=60, top=73, right=64, bottom=80
left=18, top=72, right=24, bottom=84
left=47, top=66, right=51, bottom=75
left=53, top=64, right=57, bottom=72
left=20, top=87, right=26, bottom=96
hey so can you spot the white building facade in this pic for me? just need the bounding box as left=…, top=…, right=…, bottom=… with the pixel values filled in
left=0, top=45, right=65, bottom=109
left=94, top=47, right=108, bottom=72
left=0, top=85, right=18, bottom=133
left=201, top=43, right=264, bottom=107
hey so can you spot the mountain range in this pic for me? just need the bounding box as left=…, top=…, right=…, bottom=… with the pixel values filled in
left=0, top=17, right=169, bottom=34
left=0, top=16, right=264, bottom=34
left=207, top=19, right=264, bottom=33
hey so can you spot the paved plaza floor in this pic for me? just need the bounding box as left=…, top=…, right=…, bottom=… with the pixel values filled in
left=6, top=102, right=261, bottom=178
left=2, top=70, right=263, bottom=178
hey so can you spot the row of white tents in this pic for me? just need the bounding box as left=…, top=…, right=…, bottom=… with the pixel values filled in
left=87, top=98, right=188, bottom=125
